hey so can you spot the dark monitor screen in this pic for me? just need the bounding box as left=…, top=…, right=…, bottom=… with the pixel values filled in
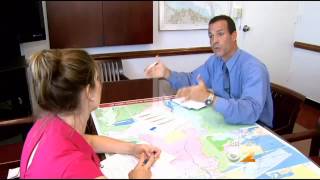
left=18, top=1, right=46, bottom=42
left=0, top=3, right=23, bottom=70
left=0, top=33, right=22, bottom=70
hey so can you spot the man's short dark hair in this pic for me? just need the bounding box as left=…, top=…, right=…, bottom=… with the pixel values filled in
left=209, top=15, right=236, bottom=34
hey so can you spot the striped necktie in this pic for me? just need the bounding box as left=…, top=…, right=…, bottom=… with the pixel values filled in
left=222, top=63, right=230, bottom=97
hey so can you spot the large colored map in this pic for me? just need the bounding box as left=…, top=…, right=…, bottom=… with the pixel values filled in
left=91, top=97, right=320, bottom=179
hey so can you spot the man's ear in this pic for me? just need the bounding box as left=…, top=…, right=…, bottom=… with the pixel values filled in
left=232, top=31, right=237, bottom=42
left=86, top=84, right=94, bottom=101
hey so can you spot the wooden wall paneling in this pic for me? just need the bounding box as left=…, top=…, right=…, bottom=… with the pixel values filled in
left=102, top=1, right=153, bottom=46
left=100, top=78, right=158, bottom=103
left=46, top=1, right=104, bottom=48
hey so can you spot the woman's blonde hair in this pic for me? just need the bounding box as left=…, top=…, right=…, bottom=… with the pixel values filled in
left=28, top=49, right=100, bottom=114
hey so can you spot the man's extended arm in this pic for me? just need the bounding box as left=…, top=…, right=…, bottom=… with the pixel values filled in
left=167, top=61, right=211, bottom=90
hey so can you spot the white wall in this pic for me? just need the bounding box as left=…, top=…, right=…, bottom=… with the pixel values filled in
left=21, top=1, right=320, bottom=102
left=286, top=2, right=320, bottom=102
left=236, top=2, right=299, bottom=85
left=294, top=2, right=320, bottom=46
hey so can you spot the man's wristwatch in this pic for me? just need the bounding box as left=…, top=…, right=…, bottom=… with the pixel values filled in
left=205, top=92, right=215, bottom=106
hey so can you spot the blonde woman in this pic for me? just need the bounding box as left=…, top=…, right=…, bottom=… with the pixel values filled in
left=20, top=49, right=161, bottom=179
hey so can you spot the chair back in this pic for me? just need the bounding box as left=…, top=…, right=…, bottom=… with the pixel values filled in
left=271, top=83, right=305, bottom=135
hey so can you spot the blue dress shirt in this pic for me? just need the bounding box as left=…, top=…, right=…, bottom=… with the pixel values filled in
left=167, top=49, right=273, bottom=127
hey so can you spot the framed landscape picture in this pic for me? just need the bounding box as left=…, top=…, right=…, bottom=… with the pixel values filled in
left=159, top=1, right=231, bottom=30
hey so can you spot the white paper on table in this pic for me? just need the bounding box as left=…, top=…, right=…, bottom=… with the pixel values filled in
left=134, top=112, right=188, bottom=137
left=100, top=151, right=178, bottom=179
left=172, top=98, right=206, bottom=110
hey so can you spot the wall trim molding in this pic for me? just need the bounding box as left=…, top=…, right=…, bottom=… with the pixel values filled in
left=305, top=98, right=320, bottom=110
left=92, top=46, right=212, bottom=61
left=0, top=116, right=33, bottom=127
left=294, top=41, right=320, bottom=53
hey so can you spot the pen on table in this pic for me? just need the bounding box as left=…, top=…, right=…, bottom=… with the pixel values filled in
left=150, top=126, right=157, bottom=131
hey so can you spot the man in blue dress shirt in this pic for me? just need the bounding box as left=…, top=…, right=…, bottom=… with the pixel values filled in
left=145, top=15, right=273, bottom=128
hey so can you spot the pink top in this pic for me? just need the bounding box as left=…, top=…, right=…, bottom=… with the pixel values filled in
left=20, top=115, right=103, bottom=178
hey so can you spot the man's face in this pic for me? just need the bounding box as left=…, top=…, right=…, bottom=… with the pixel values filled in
left=208, top=20, right=237, bottom=60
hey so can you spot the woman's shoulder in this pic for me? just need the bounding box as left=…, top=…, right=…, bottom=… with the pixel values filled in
left=21, top=115, right=101, bottom=178
left=25, top=115, right=79, bottom=151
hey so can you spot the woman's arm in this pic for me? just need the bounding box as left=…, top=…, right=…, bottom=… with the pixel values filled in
left=84, top=134, right=134, bottom=154
left=95, top=176, right=107, bottom=179
left=84, top=134, right=161, bottom=158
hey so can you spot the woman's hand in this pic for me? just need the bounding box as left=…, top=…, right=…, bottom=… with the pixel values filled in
left=128, top=153, right=156, bottom=179
left=131, top=144, right=161, bottom=159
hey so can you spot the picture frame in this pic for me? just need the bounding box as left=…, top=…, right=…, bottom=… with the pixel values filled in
left=159, top=1, right=231, bottom=31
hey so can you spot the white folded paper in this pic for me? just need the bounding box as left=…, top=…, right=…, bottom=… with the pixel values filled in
left=172, top=98, right=206, bottom=110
